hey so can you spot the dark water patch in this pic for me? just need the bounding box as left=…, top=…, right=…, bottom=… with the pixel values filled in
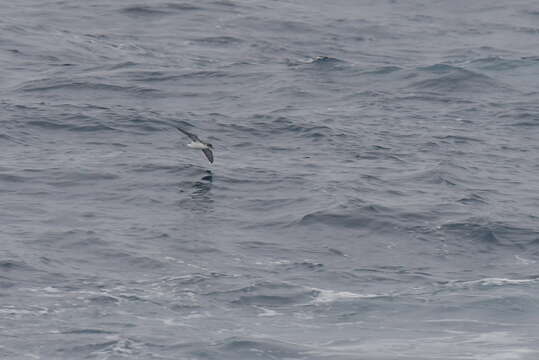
left=469, top=56, right=539, bottom=71
left=38, top=229, right=104, bottom=245
left=171, top=244, right=222, bottom=254
left=59, top=235, right=110, bottom=251
left=360, top=65, right=402, bottom=75
left=281, top=260, right=324, bottom=272
left=394, top=93, right=477, bottom=104
left=433, top=134, right=483, bottom=144
left=0, top=259, right=36, bottom=272
left=524, top=9, right=539, bottom=16
left=243, top=16, right=316, bottom=35
left=27, top=120, right=68, bottom=130
left=58, top=340, right=120, bottom=355
left=496, top=108, right=539, bottom=126
left=242, top=197, right=310, bottom=212
left=100, top=61, right=139, bottom=71
left=0, top=280, right=16, bottom=289
left=211, top=337, right=309, bottom=360
left=458, top=295, right=539, bottom=318
left=0, top=133, right=28, bottom=145
left=439, top=218, right=539, bottom=248
left=211, top=0, right=239, bottom=7
left=269, top=85, right=314, bottom=98
left=207, top=281, right=317, bottom=306
left=163, top=272, right=228, bottom=286
left=231, top=141, right=253, bottom=148
left=191, top=36, right=244, bottom=46
left=121, top=5, right=171, bottom=17
left=88, top=294, right=120, bottom=304
left=118, top=3, right=203, bottom=18
left=392, top=166, right=464, bottom=187
left=457, top=193, right=488, bottom=205
left=248, top=114, right=334, bottom=138
left=61, top=328, right=117, bottom=335
left=0, top=173, right=28, bottom=183
left=131, top=69, right=242, bottom=82
left=94, top=249, right=169, bottom=271
left=234, top=293, right=310, bottom=306
left=513, top=25, right=539, bottom=35
left=216, top=169, right=304, bottom=187
left=131, top=162, right=196, bottom=174
left=237, top=240, right=287, bottom=253
left=511, top=120, right=539, bottom=127
left=410, top=64, right=511, bottom=93
left=356, top=150, right=406, bottom=162
left=18, top=80, right=159, bottom=96
left=295, top=202, right=399, bottom=231
left=67, top=124, right=116, bottom=132
left=85, top=141, right=127, bottom=147
left=166, top=3, right=203, bottom=11
left=352, top=266, right=434, bottom=285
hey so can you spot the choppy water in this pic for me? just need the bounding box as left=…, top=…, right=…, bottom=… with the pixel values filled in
left=2, top=0, right=539, bottom=359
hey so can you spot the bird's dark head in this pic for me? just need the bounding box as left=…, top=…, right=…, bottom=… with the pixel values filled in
left=207, top=143, right=213, bottom=149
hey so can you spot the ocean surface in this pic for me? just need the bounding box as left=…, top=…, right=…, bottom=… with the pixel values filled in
left=2, top=0, right=539, bottom=359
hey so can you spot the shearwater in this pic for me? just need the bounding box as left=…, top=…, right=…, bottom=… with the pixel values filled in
left=176, top=127, right=214, bottom=163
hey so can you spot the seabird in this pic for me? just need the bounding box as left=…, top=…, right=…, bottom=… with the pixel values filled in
left=175, top=127, right=214, bottom=163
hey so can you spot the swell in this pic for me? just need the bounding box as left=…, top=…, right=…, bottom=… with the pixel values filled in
left=408, top=63, right=513, bottom=93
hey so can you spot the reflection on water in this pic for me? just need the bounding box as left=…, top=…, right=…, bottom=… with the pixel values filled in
left=177, top=169, right=214, bottom=213
left=192, top=170, right=213, bottom=197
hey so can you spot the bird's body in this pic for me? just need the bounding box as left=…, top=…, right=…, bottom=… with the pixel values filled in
left=176, top=127, right=214, bottom=163
left=187, top=141, right=210, bottom=150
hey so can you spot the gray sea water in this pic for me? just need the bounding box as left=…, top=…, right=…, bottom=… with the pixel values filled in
left=2, top=0, right=539, bottom=359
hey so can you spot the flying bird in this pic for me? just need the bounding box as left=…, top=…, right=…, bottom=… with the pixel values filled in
left=175, top=126, right=214, bottom=163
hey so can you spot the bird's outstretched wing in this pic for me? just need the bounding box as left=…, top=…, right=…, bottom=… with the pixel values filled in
left=202, top=148, right=214, bottom=163
left=176, top=127, right=200, bottom=142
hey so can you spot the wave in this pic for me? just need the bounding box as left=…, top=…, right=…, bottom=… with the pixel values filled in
left=220, top=114, right=335, bottom=140
left=432, top=134, right=484, bottom=144
left=208, top=337, right=309, bottom=359
left=297, top=208, right=395, bottom=230
left=495, top=105, right=539, bottom=126
left=0, top=258, right=36, bottom=272
left=287, top=56, right=349, bottom=71
left=191, top=36, right=243, bottom=46
left=439, top=277, right=539, bottom=290
left=204, top=281, right=317, bottom=306
left=391, top=164, right=468, bottom=186
left=409, top=63, right=513, bottom=93
left=122, top=5, right=170, bottom=16
left=27, top=120, right=116, bottom=132
left=469, top=56, right=539, bottom=71
left=311, top=288, right=381, bottom=303
left=18, top=79, right=159, bottom=96
left=439, top=218, right=539, bottom=247
left=121, top=3, right=204, bottom=17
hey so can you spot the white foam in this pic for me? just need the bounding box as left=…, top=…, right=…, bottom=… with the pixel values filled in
left=254, top=306, right=280, bottom=317
left=312, top=288, right=381, bottom=303
left=453, top=278, right=538, bottom=287
left=514, top=255, right=536, bottom=265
